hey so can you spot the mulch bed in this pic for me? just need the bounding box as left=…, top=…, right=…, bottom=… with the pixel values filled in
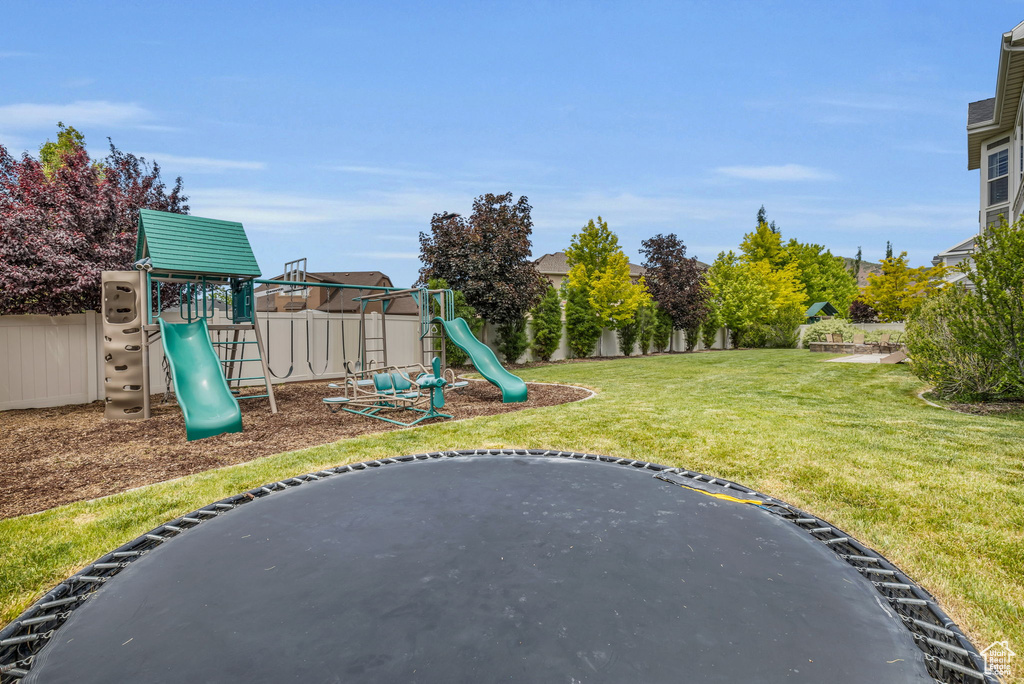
left=944, top=399, right=1024, bottom=416
left=0, top=381, right=590, bottom=520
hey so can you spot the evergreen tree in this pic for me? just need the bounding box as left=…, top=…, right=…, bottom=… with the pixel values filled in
left=529, top=284, right=563, bottom=362
left=885, top=241, right=893, bottom=260
left=564, top=285, right=603, bottom=358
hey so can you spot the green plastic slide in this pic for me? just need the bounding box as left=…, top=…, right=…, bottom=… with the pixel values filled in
left=158, top=318, right=243, bottom=441
left=435, top=317, right=527, bottom=403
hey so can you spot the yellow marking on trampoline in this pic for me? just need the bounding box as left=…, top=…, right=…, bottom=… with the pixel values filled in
left=671, top=481, right=763, bottom=505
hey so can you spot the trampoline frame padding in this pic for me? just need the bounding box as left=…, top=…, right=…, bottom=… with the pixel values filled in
left=0, top=449, right=995, bottom=684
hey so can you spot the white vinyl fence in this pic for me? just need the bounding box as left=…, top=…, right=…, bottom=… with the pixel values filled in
left=1, top=311, right=730, bottom=411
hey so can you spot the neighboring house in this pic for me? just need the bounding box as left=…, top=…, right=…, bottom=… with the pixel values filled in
left=533, top=251, right=709, bottom=289
left=935, top=20, right=1024, bottom=283
left=255, top=271, right=419, bottom=315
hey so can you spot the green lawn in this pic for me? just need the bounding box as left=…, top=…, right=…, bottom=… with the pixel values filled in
left=2, top=349, right=1021, bottom=663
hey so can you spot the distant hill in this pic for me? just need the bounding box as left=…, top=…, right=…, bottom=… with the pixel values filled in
left=839, top=257, right=882, bottom=288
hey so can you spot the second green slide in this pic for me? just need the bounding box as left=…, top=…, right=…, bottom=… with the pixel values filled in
left=434, top=317, right=528, bottom=403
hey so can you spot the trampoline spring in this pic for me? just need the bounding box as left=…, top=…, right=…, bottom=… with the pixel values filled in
left=893, top=597, right=931, bottom=606
left=111, top=551, right=143, bottom=558
left=196, top=510, right=219, bottom=517
left=931, top=656, right=986, bottom=680
left=260, top=487, right=273, bottom=494
left=905, top=617, right=956, bottom=638
left=36, top=596, right=84, bottom=610
left=808, top=527, right=833, bottom=534
left=305, top=474, right=321, bottom=480
left=839, top=554, right=880, bottom=564
left=793, top=518, right=817, bottom=524
left=73, top=575, right=106, bottom=584
left=91, top=562, right=127, bottom=570
left=144, top=534, right=166, bottom=542
left=857, top=567, right=896, bottom=577
left=181, top=517, right=202, bottom=524
left=214, top=503, right=235, bottom=510
left=873, top=581, right=914, bottom=590
left=914, top=633, right=974, bottom=659
left=0, top=631, right=50, bottom=647
left=161, top=525, right=183, bottom=533
left=0, top=663, right=30, bottom=677
left=820, top=537, right=849, bottom=545
left=15, top=612, right=62, bottom=627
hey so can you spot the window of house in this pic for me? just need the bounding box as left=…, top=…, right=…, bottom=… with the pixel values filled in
left=989, top=148, right=1009, bottom=205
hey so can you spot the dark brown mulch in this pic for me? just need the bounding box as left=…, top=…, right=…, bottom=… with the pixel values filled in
left=945, top=399, right=1024, bottom=416
left=0, top=381, right=590, bottom=520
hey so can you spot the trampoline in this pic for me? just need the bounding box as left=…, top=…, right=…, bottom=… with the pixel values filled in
left=0, top=450, right=993, bottom=683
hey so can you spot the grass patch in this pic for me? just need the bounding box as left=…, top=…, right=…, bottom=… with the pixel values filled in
left=1, top=349, right=1021, bottom=663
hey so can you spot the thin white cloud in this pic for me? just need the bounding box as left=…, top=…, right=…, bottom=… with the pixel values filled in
left=323, top=164, right=438, bottom=179
left=137, top=152, right=265, bottom=172
left=833, top=203, right=976, bottom=232
left=136, top=124, right=185, bottom=133
left=715, top=164, right=835, bottom=181
left=187, top=188, right=472, bottom=233
left=0, top=100, right=151, bottom=129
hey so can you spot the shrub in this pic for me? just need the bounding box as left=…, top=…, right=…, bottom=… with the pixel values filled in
left=617, top=319, right=639, bottom=356
left=801, top=319, right=858, bottom=347
left=529, top=284, right=563, bottom=362
left=653, top=306, right=673, bottom=352
left=906, top=287, right=1006, bottom=400
left=906, top=216, right=1024, bottom=399
left=700, top=315, right=720, bottom=349
left=849, top=299, right=878, bottom=323
left=636, top=303, right=656, bottom=354
left=564, top=285, right=602, bottom=358
left=496, top=318, right=529, bottom=364
left=801, top=319, right=902, bottom=348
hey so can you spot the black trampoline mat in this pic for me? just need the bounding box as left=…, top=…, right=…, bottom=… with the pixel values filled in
left=26, top=454, right=933, bottom=683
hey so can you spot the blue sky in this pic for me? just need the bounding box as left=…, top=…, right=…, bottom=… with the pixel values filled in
left=2, top=1, right=1021, bottom=286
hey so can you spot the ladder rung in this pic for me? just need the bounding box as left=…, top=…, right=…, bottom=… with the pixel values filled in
left=211, top=341, right=257, bottom=345
left=220, top=358, right=261, bottom=362
left=231, top=376, right=266, bottom=381
left=237, top=394, right=269, bottom=399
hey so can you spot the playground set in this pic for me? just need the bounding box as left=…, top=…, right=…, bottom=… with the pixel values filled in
left=101, top=209, right=526, bottom=440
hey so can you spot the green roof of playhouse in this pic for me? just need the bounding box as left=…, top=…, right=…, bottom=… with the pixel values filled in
left=805, top=302, right=839, bottom=317
left=135, top=209, right=261, bottom=278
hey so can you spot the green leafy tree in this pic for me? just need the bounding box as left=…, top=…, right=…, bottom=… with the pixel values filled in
left=427, top=277, right=481, bottom=366
left=529, top=284, right=563, bottom=362
left=740, top=220, right=785, bottom=267
left=39, top=122, right=88, bottom=178
left=782, top=239, right=859, bottom=316
left=564, top=284, right=602, bottom=358
left=565, top=217, right=650, bottom=328
left=861, top=252, right=947, bottom=322
left=706, top=252, right=806, bottom=348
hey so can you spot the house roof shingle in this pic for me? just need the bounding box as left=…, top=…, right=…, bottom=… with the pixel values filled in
left=967, top=97, right=996, bottom=126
